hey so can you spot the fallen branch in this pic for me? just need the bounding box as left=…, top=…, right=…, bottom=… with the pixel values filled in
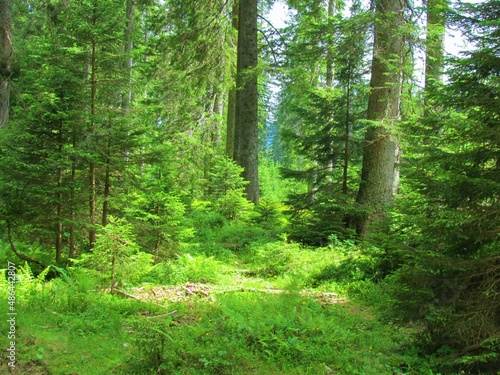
left=461, top=332, right=500, bottom=355
left=143, top=311, right=178, bottom=319
left=113, top=288, right=141, bottom=300
left=6, top=220, right=42, bottom=265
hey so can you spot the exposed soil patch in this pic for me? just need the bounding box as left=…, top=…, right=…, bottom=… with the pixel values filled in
left=125, top=282, right=345, bottom=306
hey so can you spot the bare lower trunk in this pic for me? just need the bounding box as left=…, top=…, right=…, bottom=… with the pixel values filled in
left=234, top=0, right=259, bottom=204
left=356, top=0, right=404, bottom=236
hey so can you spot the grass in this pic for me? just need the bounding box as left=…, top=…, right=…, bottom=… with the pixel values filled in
left=0, top=241, right=436, bottom=375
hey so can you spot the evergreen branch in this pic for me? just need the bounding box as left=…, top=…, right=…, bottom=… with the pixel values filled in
left=258, top=28, right=278, bottom=65
left=258, top=14, right=288, bottom=49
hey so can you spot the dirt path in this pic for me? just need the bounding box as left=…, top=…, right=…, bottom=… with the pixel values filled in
left=126, top=282, right=345, bottom=306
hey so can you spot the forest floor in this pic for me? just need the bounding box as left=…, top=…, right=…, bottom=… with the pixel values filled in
left=0, top=245, right=433, bottom=375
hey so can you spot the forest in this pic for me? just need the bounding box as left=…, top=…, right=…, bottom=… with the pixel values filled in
left=0, top=0, right=498, bottom=373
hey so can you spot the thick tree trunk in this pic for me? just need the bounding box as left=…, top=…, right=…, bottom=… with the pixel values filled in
left=234, top=0, right=259, bottom=204
left=356, top=0, right=404, bottom=235
left=0, top=0, right=13, bottom=128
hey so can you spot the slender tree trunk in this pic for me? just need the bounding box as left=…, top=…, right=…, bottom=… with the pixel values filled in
left=424, top=0, right=446, bottom=95
left=206, top=89, right=224, bottom=195
left=102, top=149, right=111, bottom=227
left=355, top=0, right=404, bottom=236
left=110, top=235, right=117, bottom=292
left=203, top=90, right=216, bottom=196
left=323, top=0, right=336, bottom=187
left=69, top=137, right=76, bottom=258
left=325, top=0, right=335, bottom=88
left=123, top=0, right=134, bottom=114
left=424, top=0, right=446, bottom=132
left=234, top=0, right=259, bottom=204
left=89, top=5, right=98, bottom=249
left=226, top=88, right=236, bottom=158
left=55, top=121, right=64, bottom=262
left=154, top=168, right=162, bottom=260
left=342, top=73, right=351, bottom=195
left=226, top=1, right=238, bottom=158
left=0, top=0, right=13, bottom=128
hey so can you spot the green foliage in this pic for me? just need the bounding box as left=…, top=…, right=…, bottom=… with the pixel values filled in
left=166, top=253, right=225, bottom=284
left=125, top=292, right=426, bottom=375
left=253, top=199, right=288, bottom=231
left=128, top=316, right=174, bottom=370
left=309, top=250, right=381, bottom=287
left=2, top=0, right=498, bottom=374
left=274, top=1, right=370, bottom=246
left=75, top=217, right=153, bottom=288
left=380, top=1, right=500, bottom=371
left=251, top=241, right=300, bottom=277
left=206, top=156, right=254, bottom=222
left=125, top=181, right=191, bottom=259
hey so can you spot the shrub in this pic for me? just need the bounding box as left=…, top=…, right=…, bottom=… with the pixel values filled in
left=165, top=253, right=225, bottom=284
left=74, top=216, right=153, bottom=289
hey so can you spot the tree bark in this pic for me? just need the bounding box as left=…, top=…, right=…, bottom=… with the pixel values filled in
left=69, top=133, right=76, bottom=259
left=356, top=0, right=404, bottom=235
left=342, top=72, right=351, bottom=195
left=102, top=149, right=111, bottom=227
left=55, top=121, right=64, bottom=262
left=226, top=1, right=238, bottom=159
left=424, top=0, right=446, bottom=94
left=234, top=0, right=259, bottom=204
left=123, top=0, right=134, bottom=114
left=0, top=0, right=13, bottom=128
left=325, top=0, right=335, bottom=88
left=89, top=4, right=98, bottom=249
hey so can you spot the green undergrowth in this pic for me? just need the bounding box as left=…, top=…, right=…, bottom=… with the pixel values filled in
left=1, top=241, right=438, bottom=375
left=127, top=292, right=428, bottom=375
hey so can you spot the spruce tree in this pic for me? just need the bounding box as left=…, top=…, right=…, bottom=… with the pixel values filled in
left=355, top=0, right=405, bottom=236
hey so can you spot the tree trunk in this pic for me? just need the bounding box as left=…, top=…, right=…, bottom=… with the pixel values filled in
left=0, top=0, right=13, bottom=128
left=89, top=5, right=98, bottom=249
left=424, top=0, right=446, bottom=94
left=69, top=141, right=76, bottom=258
left=325, top=0, right=335, bottom=88
left=226, top=1, right=238, bottom=159
left=342, top=72, right=351, bottom=195
left=234, top=0, right=259, bottom=204
left=355, top=0, right=404, bottom=236
left=102, top=151, right=111, bottom=227
left=324, top=0, right=336, bottom=186
left=123, top=0, right=134, bottom=114
left=55, top=121, right=64, bottom=262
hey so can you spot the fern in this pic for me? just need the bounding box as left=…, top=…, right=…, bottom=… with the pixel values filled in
left=18, top=261, right=35, bottom=285
left=36, top=265, right=51, bottom=283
